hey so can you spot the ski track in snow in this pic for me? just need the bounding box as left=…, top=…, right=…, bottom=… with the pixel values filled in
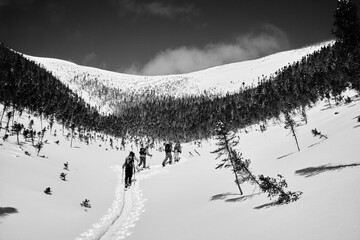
left=76, top=158, right=187, bottom=240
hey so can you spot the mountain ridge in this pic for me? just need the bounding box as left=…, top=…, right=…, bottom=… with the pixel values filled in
left=24, top=40, right=333, bottom=113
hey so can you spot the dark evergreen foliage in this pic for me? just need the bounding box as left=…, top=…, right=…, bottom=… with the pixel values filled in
left=332, top=0, right=360, bottom=52
left=0, top=1, right=359, bottom=142
left=212, top=122, right=260, bottom=195
left=258, top=174, right=303, bottom=204
left=311, top=128, right=328, bottom=139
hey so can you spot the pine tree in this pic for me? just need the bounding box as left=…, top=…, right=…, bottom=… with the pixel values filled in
left=332, top=0, right=360, bottom=52
left=12, top=122, right=24, bottom=145
left=284, top=111, right=300, bottom=151
left=211, top=122, right=259, bottom=195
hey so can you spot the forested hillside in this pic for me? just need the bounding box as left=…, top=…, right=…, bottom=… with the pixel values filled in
left=1, top=0, right=359, bottom=143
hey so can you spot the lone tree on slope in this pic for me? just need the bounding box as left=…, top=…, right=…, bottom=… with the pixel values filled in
left=212, top=122, right=259, bottom=195
left=212, top=121, right=302, bottom=204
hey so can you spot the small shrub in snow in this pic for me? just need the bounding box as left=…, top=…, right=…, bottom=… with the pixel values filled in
left=311, top=128, right=328, bottom=139
left=63, top=162, right=69, bottom=171
left=80, top=199, right=91, bottom=208
left=35, top=141, right=43, bottom=156
left=344, top=96, right=352, bottom=104
left=44, top=187, right=52, bottom=195
left=2, top=133, right=9, bottom=141
left=60, top=173, right=67, bottom=181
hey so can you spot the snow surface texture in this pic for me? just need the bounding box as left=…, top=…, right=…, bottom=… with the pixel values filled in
left=1, top=93, right=360, bottom=240
left=2, top=42, right=360, bottom=240
left=25, top=41, right=332, bottom=113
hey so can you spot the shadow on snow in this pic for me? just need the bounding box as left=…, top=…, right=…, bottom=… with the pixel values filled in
left=295, top=163, right=360, bottom=178
left=0, top=207, right=18, bottom=218
left=277, top=151, right=297, bottom=160
left=210, top=192, right=259, bottom=203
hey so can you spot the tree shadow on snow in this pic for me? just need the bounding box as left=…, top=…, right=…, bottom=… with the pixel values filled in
left=0, top=207, right=18, bottom=218
left=254, top=201, right=279, bottom=210
left=307, top=142, right=320, bottom=148
left=295, top=163, right=360, bottom=178
left=210, top=192, right=259, bottom=203
left=307, top=138, right=327, bottom=148
left=277, top=151, right=297, bottom=160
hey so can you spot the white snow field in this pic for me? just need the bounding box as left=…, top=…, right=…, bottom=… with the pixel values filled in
left=1, top=41, right=360, bottom=240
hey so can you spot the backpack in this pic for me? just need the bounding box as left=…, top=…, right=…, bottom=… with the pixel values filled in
left=124, top=156, right=134, bottom=169
left=139, top=147, right=146, bottom=155
left=165, top=143, right=171, bottom=152
left=174, top=143, right=181, bottom=153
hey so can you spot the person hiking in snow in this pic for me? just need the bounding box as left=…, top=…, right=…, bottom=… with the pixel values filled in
left=173, top=141, right=182, bottom=162
left=138, top=145, right=152, bottom=169
left=122, top=151, right=139, bottom=188
left=162, top=142, right=173, bottom=167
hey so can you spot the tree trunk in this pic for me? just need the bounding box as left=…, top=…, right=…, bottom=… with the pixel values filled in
left=291, top=124, right=300, bottom=151
left=0, top=105, right=7, bottom=135
left=225, top=136, right=243, bottom=195
left=70, top=129, right=74, bottom=148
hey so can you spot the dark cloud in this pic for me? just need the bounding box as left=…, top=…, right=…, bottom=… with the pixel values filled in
left=111, top=0, right=198, bottom=18
left=0, top=0, right=37, bottom=8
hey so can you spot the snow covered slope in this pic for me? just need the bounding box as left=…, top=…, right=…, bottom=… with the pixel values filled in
left=25, top=41, right=333, bottom=113
left=2, top=40, right=360, bottom=240
left=1, top=91, right=359, bottom=240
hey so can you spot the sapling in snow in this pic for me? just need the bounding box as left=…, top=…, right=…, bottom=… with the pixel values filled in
left=311, top=128, right=328, bottom=139
left=44, top=187, right=52, bottom=195
left=284, top=111, right=300, bottom=151
left=63, top=162, right=69, bottom=171
left=70, top=123, right=75, bottom=148
left=60, top=172, right=67, bottom=181
left=80, top=199, right=91, bottom=208
left=35, top=141, right=43, bottom=156
left=2, top=134, right=9, bottom=141
left=5, top=111, right=12, bottom=131
left=11, top=122, right=24, bottom=145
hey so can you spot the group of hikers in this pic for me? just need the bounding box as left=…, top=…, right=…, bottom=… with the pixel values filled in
left=122, top=141, right=182, bottom=189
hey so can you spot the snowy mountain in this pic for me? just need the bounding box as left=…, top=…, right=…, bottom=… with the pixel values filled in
left=1, top=39, right=360, bottom=240
left=25, top=41, right=333, bottom=113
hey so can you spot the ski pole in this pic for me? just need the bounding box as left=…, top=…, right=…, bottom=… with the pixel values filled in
left=133, top=165, right=136, bottom=183
left=121, top=167, right=124, bottom=184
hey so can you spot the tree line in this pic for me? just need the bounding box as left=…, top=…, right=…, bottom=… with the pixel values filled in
left=1, top=0, right=359, bottom=143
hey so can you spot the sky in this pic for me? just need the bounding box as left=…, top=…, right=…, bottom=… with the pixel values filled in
left=1, top=0, right=359, bottom=75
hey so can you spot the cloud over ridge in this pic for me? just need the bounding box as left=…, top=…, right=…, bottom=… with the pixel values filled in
left=122, top=24, right=291, bottom=76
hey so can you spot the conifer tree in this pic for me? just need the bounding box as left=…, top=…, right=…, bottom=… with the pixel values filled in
left=332, top=0, right=360, bottom=52
left=12, top=122, right=24, bottom=145
left=284, top=111, right=300, bottom=151
left=212, top=122, right=259, bottom=195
